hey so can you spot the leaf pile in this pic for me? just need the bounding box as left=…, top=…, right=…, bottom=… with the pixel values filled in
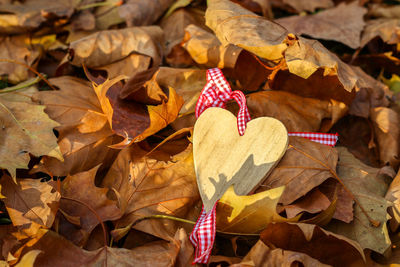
left=0, top=0, right=400, bottom=266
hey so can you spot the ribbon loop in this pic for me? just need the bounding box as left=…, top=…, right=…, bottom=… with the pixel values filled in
left=195, top=68, right=250, bottom=136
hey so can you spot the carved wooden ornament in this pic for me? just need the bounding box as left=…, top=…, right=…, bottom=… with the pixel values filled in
left=193, top=107, right=289, bottom=212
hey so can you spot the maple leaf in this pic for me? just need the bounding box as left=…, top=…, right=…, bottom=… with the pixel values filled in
left=0, top=175, right=60, bottom=239
left=326, top=147, right=393, bottom=254
left=0, top=82, right=62, bottom=179
left=102, top=144, right=199, bottom=241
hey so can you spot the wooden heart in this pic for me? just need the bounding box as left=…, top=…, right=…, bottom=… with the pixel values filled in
left=193, top=107, right=288, bottom=212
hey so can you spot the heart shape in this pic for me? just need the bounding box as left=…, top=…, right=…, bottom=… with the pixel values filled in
left=193, top=107, right=288, bottom=212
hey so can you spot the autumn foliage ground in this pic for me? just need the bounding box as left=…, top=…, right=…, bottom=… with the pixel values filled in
left=0, top=0, right=400, bottom=266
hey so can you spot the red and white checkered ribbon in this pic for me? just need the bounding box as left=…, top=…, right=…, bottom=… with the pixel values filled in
left=190, top=68, right=338, bottom=264
left=195, top=68, right=250, bottom=136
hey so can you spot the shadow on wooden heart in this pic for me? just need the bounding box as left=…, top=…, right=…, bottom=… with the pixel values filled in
left=200, top=154, right=276, bottom=209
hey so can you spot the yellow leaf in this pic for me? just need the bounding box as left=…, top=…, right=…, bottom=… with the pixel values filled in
left=216, top=186, right=298, bottom=233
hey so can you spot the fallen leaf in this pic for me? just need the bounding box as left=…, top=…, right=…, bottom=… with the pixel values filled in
left=57, top=165, right=122, bottom=246
left=276, top=2, right=367, bottom=49
left=370, top=107, right=400, bottom=167
left=368, top=4, right=400, bottom=19
left=205, top=0, right=289, bottom=61
left=385, top=170, right=400, bottom=232
left=14, top=229, right=180, bottom=267
left=232, top=240, right=330, bottom=267
left=68, top=26, right=164, bottom=68
left=260, top=222, right=365, bottom=266
left=118, top=0, right=175, bottom=27
left=14, top=250, right=41, bottom=267
left=330, top=115, right=380, bottom=167
left=103, top=144, right=199, bottom=241
left=349, top=66, right=392, bottom=118
left=182, top=24, right=243, bottom=68
left=283, top=188, right=331, bottom=219
left=0, top=36, right=40, bottom=83
left=32, top=76, right=118, bottom=176
left=244, top=90, right=347, bottom=132
left=0, top=0, right=76, bottom=34
left=0, top=176, right=60, bottom=238
left=326, top=147, right=392, bottom=254
left=216, top=185, right=296, bottom=233
left=161, top=8, right=205, bottom=57
left=360, top=18, right=400, bottom=47
left=257, top=136, right=338, bottom=206
left=0, top=84, right=62, bottom=178
left=91, top=75, right=183, bottom=145
left=95, top=53, right=152, bottom=80
left=278, top=0, right=334, bottom=13
left=282, top=37, right=358, bottom=93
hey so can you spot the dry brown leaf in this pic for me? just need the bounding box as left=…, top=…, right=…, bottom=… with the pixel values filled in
left=182, top=24, right=243, bottom=68
left=0, top=36, right=39, bottom=83
left=260, top=223, right=365, bottom=266
left=103, top=144, right=199, bottom=241
left=257, top=136, right=338, bottom=206
left=283, top=37, right=358, bottom=93
left=161, top=8, right=205, bottom=56
left=32, top=76, right=118, bottom=176
left=368, top=4, right=400, bottom=19
left=360, top=18, right=400, bottom=47
left=385, top=170, right=400, bottom=232
left=95, top=53, right=152, bottom=80
left=91, top=75, right=183, bottom=146
left=206, top=0, right=289, bottom=61
left=279, top=0, right=334, bottom=13
left=174, top=228, right=194, bottom=267
left=57, top=165, right=122, bottom=246
left=0, top=0, right=76, bottom=34
left=349, top=66, right=392, bottom=118
left=119, top=0, right=175, bottom=27
left=276, top=2, right=366, bottom=49
left=232, top=240, right=330, bottom=267
left=14, top=229, right=180, bottom=267
left=154, top=67, right=206, bottom=115
left=244, top=90, right=347, bottom=132
left=370, top=107, right=400, bottom=167
left=68, top=26, right=164, bottom=68
left=0, top=84, right=62, bottom=179
left=0, top=176, right=60, bottom=238
left=283, top=188, right=331, bottom=219
left=326, top=147, right=392, bottom=254
left=331, top=116, right=380, bottom=167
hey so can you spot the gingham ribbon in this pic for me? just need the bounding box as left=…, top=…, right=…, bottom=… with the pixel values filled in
left=195, top=68, right=251, bottom=136
left=190, top=68, right=338, bottom=264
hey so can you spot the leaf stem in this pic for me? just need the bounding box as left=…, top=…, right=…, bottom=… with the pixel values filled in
left=0, top=58, right=56, bottom=90
left=133, top=214, right=259, bottom=237
left=0, top=76, right=42, bottom=94
left=77, top=0, right=122, bottom=11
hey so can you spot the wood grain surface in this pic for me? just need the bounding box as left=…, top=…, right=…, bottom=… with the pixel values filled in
left=193, top=107, right=289, bottom=212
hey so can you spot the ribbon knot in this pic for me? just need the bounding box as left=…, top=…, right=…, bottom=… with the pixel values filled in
left=195, top=68, right=251, bottom=136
